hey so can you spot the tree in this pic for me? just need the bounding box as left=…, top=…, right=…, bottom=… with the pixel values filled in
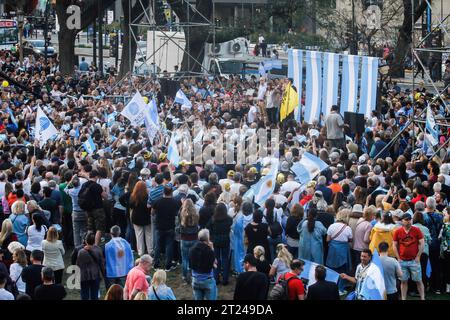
left=55, top=0, right=115, bottom=76
left=388, top=0, right=429, bottom=77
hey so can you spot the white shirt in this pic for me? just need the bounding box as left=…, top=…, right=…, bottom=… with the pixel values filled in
left=230, top=183, right=244, bottom=196
left=9, top=263, right=26, bottom=293
left=258, top=36, right=265, bottom=44
left=280, top=180, right=301, bottom=194
left=0, top=288, right=14, bottom=300
left=26, top=225, right=47, bottom=252
left=247, top=105, right=258, bottom=124
left=327, top=222, right=353, bottom=242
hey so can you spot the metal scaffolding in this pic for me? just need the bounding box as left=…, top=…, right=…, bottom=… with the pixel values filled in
left=410, top=0, right=450, bottom=158
left=128, top=0, right=216, bottom=79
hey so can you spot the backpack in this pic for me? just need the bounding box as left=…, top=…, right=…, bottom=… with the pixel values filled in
left=78, top=181, right=94, bottom=211
left=269, top=273, right=295, bottom=300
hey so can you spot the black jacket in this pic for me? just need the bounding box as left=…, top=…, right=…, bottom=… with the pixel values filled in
left=189, top=241, right=215, bottom=274
left=233, top=271, right=269, bottom=300
left=306, top=280, right=340, bottom=300
left=207, top=217, right=232, bottom=248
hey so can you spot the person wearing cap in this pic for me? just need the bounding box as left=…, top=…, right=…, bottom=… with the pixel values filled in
left=393, top=212, right=425, bottom=300
left=233, top=253, right=269, bottom=300
left=219, top=170, right=234, bottom=191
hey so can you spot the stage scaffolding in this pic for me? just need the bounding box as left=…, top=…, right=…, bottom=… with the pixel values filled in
left=128, top=0, right=216, bottom=79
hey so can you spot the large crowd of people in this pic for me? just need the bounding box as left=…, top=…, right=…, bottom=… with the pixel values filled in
left=0, top=49, right=449, bottom=301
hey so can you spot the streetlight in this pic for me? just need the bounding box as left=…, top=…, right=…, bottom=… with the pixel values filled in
left=17, top=11, right=24, bottom=66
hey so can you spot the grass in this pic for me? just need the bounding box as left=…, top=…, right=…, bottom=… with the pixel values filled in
left=62, top=250, right=448, bottom=301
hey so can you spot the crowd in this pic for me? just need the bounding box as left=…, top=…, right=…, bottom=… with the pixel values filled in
left=0, top=48, right=449, bottom=301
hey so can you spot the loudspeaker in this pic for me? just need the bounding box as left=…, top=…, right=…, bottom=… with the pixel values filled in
left=160, top=79, right=180, bottom=98
left=344, top=112, right=365, bottom=135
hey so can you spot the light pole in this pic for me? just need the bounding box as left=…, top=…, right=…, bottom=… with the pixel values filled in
left=17, top=11, right=24, bottom=67
left=44, top=0, right=50, bottom=66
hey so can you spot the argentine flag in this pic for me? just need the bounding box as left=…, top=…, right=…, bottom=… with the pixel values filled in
left=300, top=259, right=340, bottom=288
left=83, top=137, right=96, bottom=155
left=147, top=98, right=160, bottom=127
left=290, top=151, right=328, bottom=185
left=35, top=106, right=58, bottom=148
left=253, top=158, right=279, bottom=207
left=358, top=250, right=386, bottom=300
left=174, top=89, right=192, bottom=110
left=425, top=106, right=438, bottom=146
left=167, top=133, right=180, bottom=167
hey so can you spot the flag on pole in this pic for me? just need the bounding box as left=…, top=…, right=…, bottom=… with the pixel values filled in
left=174, top=90, right=192, bottom=110
left=121, top=91, right=147, bottom=126
left=167, top=133, right=180, bottom=167
left=426, top=105, right=439, bottom=146
left=35, top=106, right=58, bottom=148
left=83, top=137, right=96, bottom=155
left=279, top=83, right=298, bottom=122
left=290, top=151, right=328, bottom=185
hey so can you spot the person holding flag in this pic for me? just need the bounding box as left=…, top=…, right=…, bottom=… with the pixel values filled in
left=35, top=106, right=59, bottom=148
left=279, top=79, right=298, bottom=123
left=83, top=137, right=96, bottom=155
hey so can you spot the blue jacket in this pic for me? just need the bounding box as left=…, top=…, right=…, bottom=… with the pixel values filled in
left=148, top=284, right=176, bottom=300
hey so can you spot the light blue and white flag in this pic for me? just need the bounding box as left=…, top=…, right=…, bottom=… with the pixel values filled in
left=35, top=106, right=59, bottom=147
left=167, top=133, right=180, bottom=167
left=146, top=98, right=160, bottom=127
left=340, top=54, right=360, bottom=114
left=289, top=49, right=303, bottom=123
left=253, top=158, right=279, bottom=207
left=107, top=112, right=117, bottom=127
left=175, top=89, right=192, bottom=110
left=304, top=51, right=322, bottom=124
left=121, top=91, right=147, bottom=126
left=259, top=62, right=266, bottom=77
left=359, top=56, right=379, bottom=118
left=425, top=105, right=439, bottom=146
left=83, top=137, right=96, bottom=155
left=75, top=126, right=80, bottom=139
left=357, top=249, right=386, bottom=300
left=299, top=259, right=340, bottom=288
left=290, top=151, right=328, bottom=185
left=321, top=52, right=340, bottom=118
left=6, top=108, right=18, bottom=127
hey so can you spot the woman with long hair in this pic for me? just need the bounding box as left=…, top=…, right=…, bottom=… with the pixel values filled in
left=9, top=201, right=29, bottom=246
left=245, top=210, right=270, bottom=261
left=179, top=198, right=199, bottom=283
left=42, top=226, right=65, bottom=284
left=0, top=219, right=18, bottom=269
left=105, top=284, right=123, bottom=300
left=269, top=244, right=293, bottom=282
left=10, top=248, right=27, bottom=294
left=229, top=196, right=245, bottom=274
left=297, top=206, right=327, bottom=264
left=207, top=203, right=233, bottom=285
left=129, top=181, right=152, bottom=256
left=119, top=172, right=140, bottom=251
left=264, top=198, right=283, bottom=263
left=199, top=192, right=217, bottom=229
left=26, top=213, right=48, bottom=253
left=286, top=204, right=303, bottom=258
left=148, top=269, right=176, bottom=300
left=326, top=210, right=353, bottom=293
left=110, top=171, right=129, bottom=237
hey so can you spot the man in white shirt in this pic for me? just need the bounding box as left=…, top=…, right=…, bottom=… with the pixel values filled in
left=0, top=273, right=14, bottom=300
left=247, top=104, right=258, bottom=124
left=280, top=174, right=301, bottom=194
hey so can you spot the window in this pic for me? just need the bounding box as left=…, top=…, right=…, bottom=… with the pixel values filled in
left=0, top=27, right=18, bottom=45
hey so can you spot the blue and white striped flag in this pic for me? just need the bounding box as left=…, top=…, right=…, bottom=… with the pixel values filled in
left=289, top=49, right=303, bottom=123
left=357, top=249, right=386, bottom=300
left=83, top=137, right=96, bottom=155
left=340, top=54, right=360, bottom=114
left=253, top=158, right=279, bottom=207
left=175, top=89, right=192, bottom=110
left=107, top=112, right=117, bottom=127
left=299, top=259, right=340, bottom=288
left=321, top=53, right=340, bottom=118
left=75, top=126, right=80, bottom=139
left=359, top=56, right=379, bottom=118
left=290, top=151, right=328, bottom=185
left=304, top=51, right=322, bottom=124
left=258, top=62, right=266, bottom=77
left=426, top=105, right=439, bottom=146
left=167, top=133, right=180, bottom=167
left=147, top=98, right=160, bottom=127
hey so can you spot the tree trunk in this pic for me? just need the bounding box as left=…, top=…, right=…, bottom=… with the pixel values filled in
left=118, top=0, right=148, bottom=79
left=58, top=30, right=77, bottom=76
left=389, top=0, right=429, bottom=77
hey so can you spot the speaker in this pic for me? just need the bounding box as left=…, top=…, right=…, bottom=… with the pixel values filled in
left=344, top=112, right=365, bottom=135
left=160, top=79, right=180, bottom=98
